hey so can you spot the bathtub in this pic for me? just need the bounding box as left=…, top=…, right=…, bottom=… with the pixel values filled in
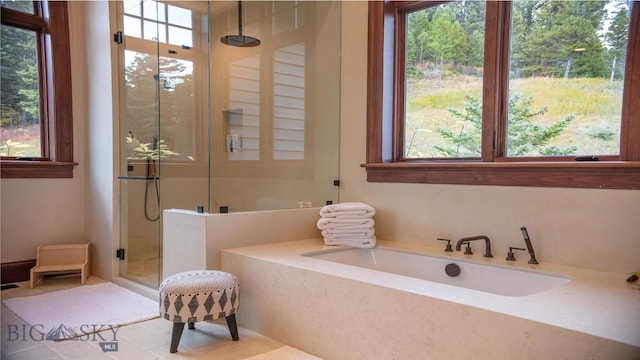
left=304, top=247, right=571, bottom=297
left=221, top=239, right=640, bottom=359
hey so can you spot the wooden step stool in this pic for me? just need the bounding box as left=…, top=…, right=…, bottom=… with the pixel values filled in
left=30, top=243, right=90, bottom=288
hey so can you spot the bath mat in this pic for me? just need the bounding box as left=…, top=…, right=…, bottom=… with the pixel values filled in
left=2, top=282, right=158, bottom=340
left=244, top=345, right=324, bottom=360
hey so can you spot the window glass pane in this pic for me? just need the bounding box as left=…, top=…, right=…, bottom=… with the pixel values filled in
left=123, top=15, right=141, bottom=38
left=123, top=51, right=196, bottom=161
left=507, top=0, right=630, bottom=157
left=122, top=50, right=159, bottom=160
left=0, top=25, right=41, bottom=157
left=144, top=20, right=166, bottom=43
left=158, top=57, right=196, bottom=161
left=168, top=26, right=192, bottom=47
left=404, top=1, right=486, bottom=158
left=168, top=5, right=192, bottom=28
left=0, top=1, right=35, bottom=14
left=143, top=0, right=158, bottom=21
left=123, top=0, right=141, bottom=17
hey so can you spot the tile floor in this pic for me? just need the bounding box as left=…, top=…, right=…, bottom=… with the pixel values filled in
left=1, top=276, right=310, bottom=360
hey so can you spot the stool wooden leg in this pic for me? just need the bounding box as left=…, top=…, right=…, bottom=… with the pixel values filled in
left=188, top=321, right=195, bottom=330
left=225, top=314, right=239, bottom=341
left=170, top=322, right=185, bottom=353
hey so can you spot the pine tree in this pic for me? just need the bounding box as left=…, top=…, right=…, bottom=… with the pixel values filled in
left=435, top=95, right=576, bottom=157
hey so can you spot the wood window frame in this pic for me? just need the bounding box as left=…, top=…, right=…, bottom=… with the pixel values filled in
left=1, top=1, right=75, bottom=178
left=364, top=1, right=640, bottom=190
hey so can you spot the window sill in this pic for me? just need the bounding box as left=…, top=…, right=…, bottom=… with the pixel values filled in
left=1, top=160, right=77, bottom=178
left=361, top=161, right=640, bottom=190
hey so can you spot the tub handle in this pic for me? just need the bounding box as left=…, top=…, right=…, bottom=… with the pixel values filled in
left=506, top=247, right=526, bottom=261
left=436, top=238, right=453, bottom=252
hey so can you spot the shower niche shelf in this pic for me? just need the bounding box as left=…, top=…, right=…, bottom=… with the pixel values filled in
left=222, top=108, right=259, bottom=161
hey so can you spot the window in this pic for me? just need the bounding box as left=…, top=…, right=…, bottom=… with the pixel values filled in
left=0, top=1, right=74, bottom=178
left=366, top=1, right=640, bottom=189
left=120, top=0, right=202, bottom=163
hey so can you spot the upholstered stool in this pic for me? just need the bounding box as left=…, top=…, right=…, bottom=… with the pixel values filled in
left=159, top=270, right=240, bottom=353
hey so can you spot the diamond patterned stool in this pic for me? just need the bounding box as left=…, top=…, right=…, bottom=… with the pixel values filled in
left=159, top=270, right=240, bottom=353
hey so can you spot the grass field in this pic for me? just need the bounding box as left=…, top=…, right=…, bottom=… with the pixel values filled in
left=0, top=124, right=41, bottom=157
left=405, top=76, right=623, bottom=158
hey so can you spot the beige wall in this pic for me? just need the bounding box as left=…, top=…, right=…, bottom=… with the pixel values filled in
left=0, top=2, right=117, bottom=281
left=339, top=2, right=640, bottom=274
left=0, top=3, right=90, bottom=264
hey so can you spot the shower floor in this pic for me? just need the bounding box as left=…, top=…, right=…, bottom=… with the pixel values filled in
left=126, top=258, right=159, bottom=288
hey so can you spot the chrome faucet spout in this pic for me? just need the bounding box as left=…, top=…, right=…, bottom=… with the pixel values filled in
left=455, top=235, right=493, bottom=258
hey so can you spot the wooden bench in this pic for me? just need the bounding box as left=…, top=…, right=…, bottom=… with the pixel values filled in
left=30, top=243, right=90, bottom=288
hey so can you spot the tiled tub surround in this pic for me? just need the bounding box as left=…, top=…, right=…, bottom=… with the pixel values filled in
left=221, top=239, right=640, bottom=359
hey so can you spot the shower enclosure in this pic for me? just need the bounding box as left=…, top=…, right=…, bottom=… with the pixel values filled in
left=115, top=1, right=341, bottom=288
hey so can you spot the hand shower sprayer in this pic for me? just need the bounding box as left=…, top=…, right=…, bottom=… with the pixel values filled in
left=144, top=137, right=160, bottom=222
left=520, top=227, right=539, bottom=264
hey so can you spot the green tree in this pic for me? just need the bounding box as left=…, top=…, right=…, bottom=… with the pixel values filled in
left=1, top=23, right=38, bottom=126
left=407, top=10, right=429, bottom=66
left=435, top=96, right=482, bottom=157
left=605, top=7, right=630, bottom=81
left=424, top=7, right=467, bottom=78
left=436, top=95, right=576, bottom=157
left=517, top=0, right=608, bottom=78
left=406, top=1, right=485, bottom=72
left=17, top=64, right=40, bottom=119
left=454, top=0, right=485, bottom=67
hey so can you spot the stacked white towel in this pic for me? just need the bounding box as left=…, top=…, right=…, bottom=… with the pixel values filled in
left=317, top=202, right=376, bottom=248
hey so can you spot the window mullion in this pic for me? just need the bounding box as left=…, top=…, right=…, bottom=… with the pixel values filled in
left=481, top=1, right=505, bottom=162
left=620, top=2, right=640, bottom=161
left=0, top=7, right=45, bottom=30
left=496, top=1, right=512, bottom=160
left=395, top=6, right=408, bottom=161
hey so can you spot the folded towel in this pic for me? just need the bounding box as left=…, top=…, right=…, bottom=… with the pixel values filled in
left=319, top=202, right=376, bottom=219
left=324, top=236, right=376, bottom=249
left=317, top=217, right=375, bottom=231
left=322, top=228, right=375, bottom=239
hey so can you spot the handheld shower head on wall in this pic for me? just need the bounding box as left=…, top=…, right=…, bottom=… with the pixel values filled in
left=221, top=1, right=261, bottom=47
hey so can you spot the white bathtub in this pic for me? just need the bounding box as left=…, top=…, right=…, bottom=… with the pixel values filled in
left=222, top=239, right=640, bottom=359
left=304, top=247, right=571, bottom=297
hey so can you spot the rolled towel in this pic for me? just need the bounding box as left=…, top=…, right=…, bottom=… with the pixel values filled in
left=322, top=228, right=375, bottom=240
left=317, top=217, right=375, bottom=231
left=319, top=202, right=376, bottom=218
left=324, top=236, right=376, bottom=249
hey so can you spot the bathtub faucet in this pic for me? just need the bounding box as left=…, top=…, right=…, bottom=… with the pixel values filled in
left=520, top=227, right=539, bottom=264
left=455, top=235, right=493, bottom=258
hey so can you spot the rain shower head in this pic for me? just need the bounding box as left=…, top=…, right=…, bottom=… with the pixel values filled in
left=221, top=34, right=260, bottom=47
left=221, top=1, right=260, bottom=47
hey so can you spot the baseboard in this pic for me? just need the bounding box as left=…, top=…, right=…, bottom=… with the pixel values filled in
left=1, top=260, right=36, bottom=284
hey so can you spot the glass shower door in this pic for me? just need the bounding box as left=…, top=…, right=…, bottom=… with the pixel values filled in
left=116, top=0, right=210, bottom=288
